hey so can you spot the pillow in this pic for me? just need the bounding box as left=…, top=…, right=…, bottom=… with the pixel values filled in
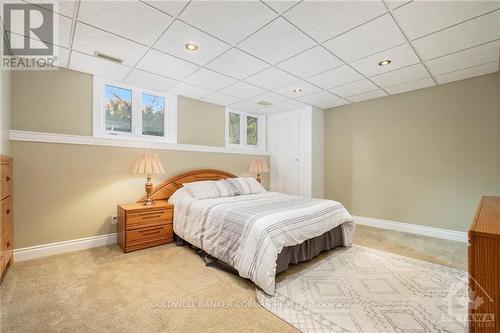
left=224, top=177, right=266, bottom=195
left=183, top=180, right=234, bottom=200
left=168, top=187, right=194, bottom=205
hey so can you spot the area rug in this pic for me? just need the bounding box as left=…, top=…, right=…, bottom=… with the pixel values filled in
left=256, top=246, right=468, bottom=333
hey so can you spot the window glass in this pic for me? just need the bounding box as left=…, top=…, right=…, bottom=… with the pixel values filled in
left=228, top=112, right=240, bottom=144
left=247, top=116, right=258, bottom=145
left=104, top=85, right=132, bottom=133
left=142, top=93, right=165, bottom=137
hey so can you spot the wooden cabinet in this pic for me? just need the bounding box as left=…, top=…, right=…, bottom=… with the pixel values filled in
left=468, top=196, right=500, bottom=332
left=117, top=200, right=173, bottom=253
left=0, top=155, right=13, bottom=282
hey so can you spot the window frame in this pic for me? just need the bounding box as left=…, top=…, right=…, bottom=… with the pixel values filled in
left=93, top=76, right=177, bottom=143
left=224, top=108, right=266, bottom=151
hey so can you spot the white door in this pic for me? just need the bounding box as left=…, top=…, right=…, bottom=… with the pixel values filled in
left=268, top=112, right=300, bottom=195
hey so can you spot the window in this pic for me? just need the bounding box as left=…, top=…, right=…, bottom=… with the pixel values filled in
left=94, top=77, right=176, bottom=142
left=225, top=109, right=265, bottom=150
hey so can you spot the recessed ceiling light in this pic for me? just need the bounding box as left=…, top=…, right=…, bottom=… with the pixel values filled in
left=185, top=43, right=198, bottom=51
left=378, top=59, right=391, bottom=66
left=293, top=88, right=303, bottom=93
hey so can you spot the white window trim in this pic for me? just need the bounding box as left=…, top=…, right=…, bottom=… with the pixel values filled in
left=225, top=108, right=266, bottom=151
left=93, top=76, right=177, bottom=143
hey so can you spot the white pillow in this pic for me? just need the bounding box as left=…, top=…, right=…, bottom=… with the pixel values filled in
left=183, top=180, right=234, bottom=200
left=168, top=187, right=194, bottom=205
left=225, top=177, right=266, bottom=195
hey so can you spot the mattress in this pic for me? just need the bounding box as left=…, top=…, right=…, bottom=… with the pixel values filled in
left=172, top=191, right=354, bottom=294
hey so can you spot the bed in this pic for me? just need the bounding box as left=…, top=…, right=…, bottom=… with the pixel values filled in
left=142, top=170, right=355, bottom=295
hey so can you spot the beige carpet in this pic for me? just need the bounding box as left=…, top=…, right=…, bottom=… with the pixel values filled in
left=0, top=225, right=467, bottom=332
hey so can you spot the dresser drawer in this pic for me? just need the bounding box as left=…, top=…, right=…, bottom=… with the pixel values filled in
left=1, top=197, right=12, bottom=235
left=1, top=224, right=13, bottom=272
left=126, top=224, right=173, bottom=246
left=126, top=208, right=172, bottom=229
left=0, top=163, right=12, bottom=200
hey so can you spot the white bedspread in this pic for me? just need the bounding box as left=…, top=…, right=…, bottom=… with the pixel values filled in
left=172, top=191, right=354, bottom=295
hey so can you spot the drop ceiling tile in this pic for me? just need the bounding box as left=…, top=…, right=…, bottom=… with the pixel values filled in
left=307, top=65, right=363, bottom=89
left=245, top=67, right=298, bottom=90
left=25, top=0, right=76, bottom=18
left=69, top=51, right=131, bottom=82
left=350, top=43, right=420, bottom=77
left=229, top=100, right=265, bottom=113
left=277, top=46, right=343, bottom=78
left=347, top=89, right=387, bottom=102
left=169, top=82, right=213, bottom=99
left=263, top=1, right=299, bottom=14
left=179, top=1, right=277, bottom=44
left=413, top=11, right=500, bottom=60
left=370, top=63, right=431, bottom=87
left=324, top=14, right=406, bottom=62
left=393, top=1, right=500, bottom=40
left=154, top=20, right=231, bottom=66
left=238, top=17, right=316, bottom=64
left=425, top=40, right=500, bottom=75
left=329, top=79, right=379, bottom=98
left=284, top=1, right=387, bottom=42
left=201, top=92, right=240, bottom=106
left=273, top=80, right=322, bottom=98
left=137, top=49, right=199, bottom=80
left=435, top=61, right=499, bottom=84
left=248, top=91, right=290, bottom=105
left=54, top=46, right=70, bottom=68
left=72, top=23, right=149, bottom=66
left=124, top=69, right=177, bottom=92
left=273, top=99, right=308, bottom=111
left=218, top=81, right=266, bottom=99
left=205, top=49, right=269, bottom=79
left=8, top=36, right=70, bottom=68
left=315, top=98, right=351, bottom=110
left=144, top=1, right=189, bottom=17
left=297, top=90, right=340, bottom=106
left=385, top=78, right=435, bottom=95
left=78, top=1, right=173, bottom=45
left=183, top=68, right=237, bottom=90
left=385, top=1, right=411, bottom=10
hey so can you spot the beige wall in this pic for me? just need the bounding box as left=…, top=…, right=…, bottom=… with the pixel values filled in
left=325, top=73, right=500, bottom=232
left=0, top=69, right=11, bottom=155
left=11, top=68, right=227, bottom=146
left=11, top=68, right=267, bottom=248
left=177, top=96, right=225, bottom=147
left=12, top=141, right=268, bottom=248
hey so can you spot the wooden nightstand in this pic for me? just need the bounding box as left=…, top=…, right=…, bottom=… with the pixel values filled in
left=117, top=200, right=173, bottom=253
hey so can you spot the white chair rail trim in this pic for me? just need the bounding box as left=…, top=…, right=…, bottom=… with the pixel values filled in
left=9, top=130, right=270, bottom=156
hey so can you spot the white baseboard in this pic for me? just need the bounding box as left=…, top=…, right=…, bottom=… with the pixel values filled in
left=353, top=215, right=467, bottom=243
left=14, top=233, right=117, bottom=262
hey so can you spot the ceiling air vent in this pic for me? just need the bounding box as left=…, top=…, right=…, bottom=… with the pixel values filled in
left=257, top=101, right=272, bottom=106
left=94, top=51, right=124, bottom=64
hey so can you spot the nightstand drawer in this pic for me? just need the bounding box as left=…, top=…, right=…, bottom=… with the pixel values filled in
left=126, top=224, right=173, bottom=245
left=126, top=209, right=172, bottom=229
left=0, top=163, right=12, bottom=200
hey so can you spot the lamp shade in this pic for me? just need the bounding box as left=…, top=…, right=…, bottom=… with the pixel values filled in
left=248, top=157, right=269, bottom=173
left=130, top=152, right=165, bottom=175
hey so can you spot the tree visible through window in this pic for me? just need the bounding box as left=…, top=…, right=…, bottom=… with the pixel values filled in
left=142, top=93, right=165, bottom=137
left=247, top=116, right=258, bottom=145
left=105, top=85, right=132, bottom=133
left=229, top=112, right=240, bottom=144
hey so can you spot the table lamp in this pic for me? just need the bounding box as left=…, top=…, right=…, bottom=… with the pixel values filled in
left=130, top=152, right=165, bottom=206
left=248, top=157, right=269, bottom=184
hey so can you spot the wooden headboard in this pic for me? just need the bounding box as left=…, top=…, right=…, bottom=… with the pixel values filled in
left=138, top=169, right=236, bottom=202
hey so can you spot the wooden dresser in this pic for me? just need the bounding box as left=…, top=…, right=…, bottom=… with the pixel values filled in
left=0, top=155, right=13, bottom=282
left=117, top=200, right=173, bottom=253
left=468, top=196, right=500, bottom=332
